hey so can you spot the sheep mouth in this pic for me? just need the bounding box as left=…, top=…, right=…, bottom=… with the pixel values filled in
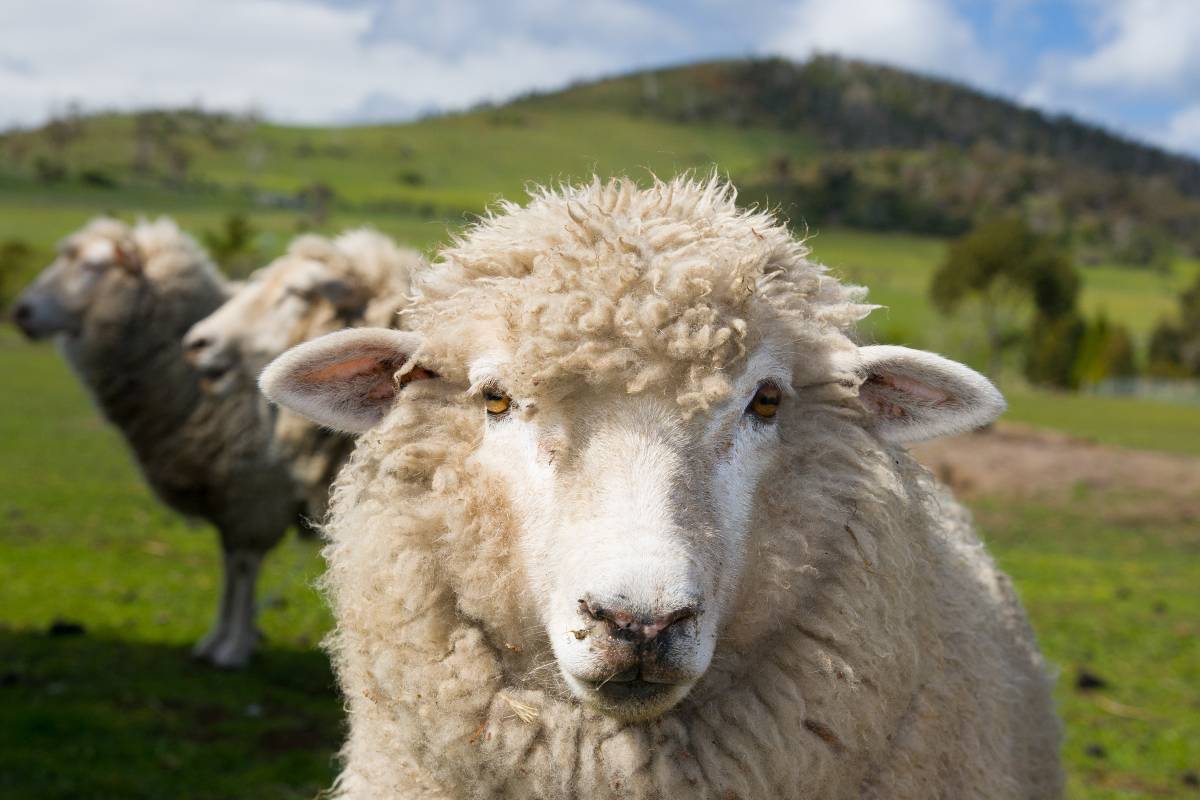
left=195, top=362, right=238, bottom=393
left=591, top=676, right=676, bottom=703
left=572, top=667, right=694, bottom=719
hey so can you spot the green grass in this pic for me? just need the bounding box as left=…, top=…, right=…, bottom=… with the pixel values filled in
left=976, top=498, right=1200, bottom=799
left=2, top=334, right=1198, bottom=797
left=2, top=109, right=815, bottom=212
left=1004, top=387, right=1200, bottom=456
left=0, top=332, right=337, bottom=799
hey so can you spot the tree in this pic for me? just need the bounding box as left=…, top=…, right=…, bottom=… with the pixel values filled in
left=202, top=214, right=258, bottom=277
left=930, top=216, right=1078, bottom=376
left=1024, top=313, right=1086, bottom=389
left=1074, top=314, right=1136, bottom=387
left=1147, top=271, right=1200, bottom=377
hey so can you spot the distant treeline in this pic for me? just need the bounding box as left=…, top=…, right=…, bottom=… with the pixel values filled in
left=580, top=56, right=1200, bottom=198
left=543, top=56, right=1200, bottom=265
left=739, top=145, right=1195, bottom=267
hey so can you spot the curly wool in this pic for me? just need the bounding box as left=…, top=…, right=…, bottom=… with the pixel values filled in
left=322, top=177, right=1062, bottom=799
left=410, top=177, right=870, bottom=411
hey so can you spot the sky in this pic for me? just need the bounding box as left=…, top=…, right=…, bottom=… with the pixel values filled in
left=2, top=0, right=1199, bottom=156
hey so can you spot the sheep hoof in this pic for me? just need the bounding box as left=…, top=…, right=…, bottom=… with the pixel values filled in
left=191, top=630, right=225, bottom=661
left=206, top=629, right=263, bottom=669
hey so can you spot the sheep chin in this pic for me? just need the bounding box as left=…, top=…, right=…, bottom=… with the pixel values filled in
left=561, top=671, right=695, bottom=722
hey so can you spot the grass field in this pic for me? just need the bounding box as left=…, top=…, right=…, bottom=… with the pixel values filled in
left=2, top=328, right=1198, bottom=798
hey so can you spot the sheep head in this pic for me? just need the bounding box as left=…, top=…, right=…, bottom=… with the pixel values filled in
left=261, top=177, right=1005, bottom=724
left=184, top=235, right=370, bottom=394
left=12, top=218, right=142, bottom=340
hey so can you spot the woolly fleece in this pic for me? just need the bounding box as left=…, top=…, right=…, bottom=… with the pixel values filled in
left=320, top=177, right=1062, bottom=799
left=232, top=229, right=423, bottom=520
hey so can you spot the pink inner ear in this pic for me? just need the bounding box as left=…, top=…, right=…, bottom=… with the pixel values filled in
left=300, top=354, right=436, bottom=405
left=876, top=372, right=953, bottom=405
left=303, top=356, right=389, bottom=383
left=861, top=372, right=955, bottom=420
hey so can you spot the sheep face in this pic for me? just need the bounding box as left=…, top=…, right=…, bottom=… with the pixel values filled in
left=261, top=179, right=1008, bottom=732
left=467, top=345, right=792, bottom=720
left=263, top=324, right=1006, bottom=727
left=12, top=230, right=140, bottom=340
left=184, top=256, right=366, bottom=393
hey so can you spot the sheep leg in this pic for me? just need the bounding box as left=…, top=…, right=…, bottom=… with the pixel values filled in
left=207, top=549, right=265, bottom=669
left=192, top=551, right=238, bottom=661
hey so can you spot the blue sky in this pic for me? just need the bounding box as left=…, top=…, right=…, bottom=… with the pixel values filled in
left=2, top=0, right=1199, bottom=156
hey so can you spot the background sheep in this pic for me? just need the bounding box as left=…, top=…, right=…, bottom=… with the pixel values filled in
left=12, top=218, right=302, bottom=668
left=262, top=177, right=1063, bottom=799
left=183, top=229, right=423, bottom=521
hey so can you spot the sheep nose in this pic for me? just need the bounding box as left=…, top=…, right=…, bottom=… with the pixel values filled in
left=579, top=596, right=697, bottom=644
left=11, top=302, right=34, bottom=337
left=184, top=332, right=212, bottom=354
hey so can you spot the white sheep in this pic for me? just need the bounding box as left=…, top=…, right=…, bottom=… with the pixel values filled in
left=182, top=229, right=423, bottom=521
left=262, top=177, right=1063, bottom=798
left=13, top=217, right=301, bottom=668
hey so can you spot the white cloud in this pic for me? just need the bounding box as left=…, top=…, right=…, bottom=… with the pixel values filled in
left=0, top=0, right=676, bottom=128
left=1067, top=0, right=1200, bottom=93
left=1159, top=104, right=1200, bottom=153
left=762, top=0, right=997, bottom=85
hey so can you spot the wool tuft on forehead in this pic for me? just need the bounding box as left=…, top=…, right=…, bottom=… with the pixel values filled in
left=408, top=175, right=874, bottom=411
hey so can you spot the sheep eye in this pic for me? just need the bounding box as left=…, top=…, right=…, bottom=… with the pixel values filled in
left=746, top=383, right=782, bottom=420
left=484, top=390, right=512, bottom=416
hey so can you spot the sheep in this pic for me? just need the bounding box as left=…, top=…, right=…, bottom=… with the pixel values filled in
left=261, top=176, right=1063, bottom=799
left=12, top=217, right=301, bottom=668
left=182, top=229, right=423, bottom=521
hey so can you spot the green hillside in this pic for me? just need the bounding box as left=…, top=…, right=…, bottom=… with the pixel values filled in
left=2, top=57, right=1197, bottom=363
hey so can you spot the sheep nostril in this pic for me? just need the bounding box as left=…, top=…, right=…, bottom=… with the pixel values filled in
left=11, top=303, right=35, bottom=336
left=580, top=596, right=698, bottom=644
left=185, top=335, right=211, bottom=353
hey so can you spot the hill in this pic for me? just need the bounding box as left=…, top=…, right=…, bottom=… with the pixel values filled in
left=0, top=57, right=1196, bottom=349
left=4, top=56, right=1199, bottom=219
left=529, top=58, right=1200, bottom=192
left=527, top=57, right=1200, bottom=263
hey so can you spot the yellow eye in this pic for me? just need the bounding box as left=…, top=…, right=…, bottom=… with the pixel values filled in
left=748, top=383, right=782, bottom=419
left=484, top=390, right=512, bottom=416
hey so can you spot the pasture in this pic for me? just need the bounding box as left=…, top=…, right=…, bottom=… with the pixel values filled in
left=3, top=102, right=1198, bottom=798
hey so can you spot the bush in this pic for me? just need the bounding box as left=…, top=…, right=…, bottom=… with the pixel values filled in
left=33, top=157, right=67, bottom=184
left=202, top=214, right=259, bottom=278
left=395, top=170, right=425, bottom=187
left=1147, top=271, right=1200, bottom=377
left=1073, top=315, right=1137, bottom=387
left=1024, top=312, right=1087, bottom=389
left=79, top=169, right=119, bottom=189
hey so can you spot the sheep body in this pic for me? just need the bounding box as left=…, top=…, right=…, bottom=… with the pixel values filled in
left=16, top=218, right=300, bottom=667
left=280, top=178, right=1062, bottom=797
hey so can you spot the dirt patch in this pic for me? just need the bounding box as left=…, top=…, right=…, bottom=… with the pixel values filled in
left=913, top=423, right=1200, bottom=524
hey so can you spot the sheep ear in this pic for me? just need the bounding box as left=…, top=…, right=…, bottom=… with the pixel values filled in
left=259, top=328, right=431, bottom=433
left=857, top=345, right=1005, bottom=444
